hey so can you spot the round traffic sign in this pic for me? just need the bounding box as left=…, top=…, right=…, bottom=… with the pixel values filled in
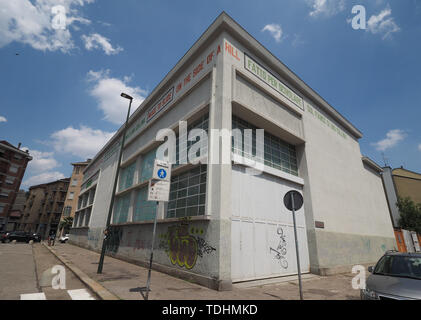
left=157, top=168, right=167, bottom=179
left=283, top=190, right=304, bottom=211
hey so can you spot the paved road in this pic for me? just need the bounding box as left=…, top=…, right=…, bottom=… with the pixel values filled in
left=0, top=242, right=96, bottom=300
left=0, top=243, right=39, bottom=299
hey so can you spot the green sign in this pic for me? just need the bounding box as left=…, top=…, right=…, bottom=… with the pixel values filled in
left=244, top=54, right=304, bottom=110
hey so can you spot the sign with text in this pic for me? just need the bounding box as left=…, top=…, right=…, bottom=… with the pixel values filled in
left=244, top=53, right=304, bottom=110
left=147, top=179, right=170, bottom=202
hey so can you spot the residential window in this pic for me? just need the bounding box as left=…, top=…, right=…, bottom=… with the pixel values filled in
left=0, top=191, right=8, bottom=198
left=133, top=187, right=157, bottom=221
left=9, top=165, right=18, bottom=173
left=75, top=166, right=80, bottom=174
left=113, top=193, right=131, bottom=224
left=119, top=161, right=136, bottom=191
left=71, top=179, right=78, bottom=186
left=166, top=165, right=207, bottom=218
left=68, top=192, right=74, bottom=200
left=232, top=115, right=298, bottom=176
left=5, top=178, right=14, bottom=185
left=63, top=206, right=72, bottom=217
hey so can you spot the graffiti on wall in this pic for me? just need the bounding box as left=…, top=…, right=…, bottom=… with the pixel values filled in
left=105, top=226, right=123, bottom=254
left=270, top=227, right=288, bottom=269
left=158, top=224, right=216, bottom=270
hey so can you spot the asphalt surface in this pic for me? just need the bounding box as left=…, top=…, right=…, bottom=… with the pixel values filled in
left=0, top=242, right=96, bottom=300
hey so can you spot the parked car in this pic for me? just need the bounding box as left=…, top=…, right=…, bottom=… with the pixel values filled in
left=1, top=231, right=41, bottom=243
left=59, top=234, right=69, bottom=243
left=361, top=251, right=421, bottom=300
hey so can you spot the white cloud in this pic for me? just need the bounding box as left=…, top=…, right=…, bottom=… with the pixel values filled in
left=367, top=6, right=400, bottom=40
left=87, top=69, right=147, bottom=124
left=261, top=24, right=283, bottom=43
left=307, top=0, right=346, bottom=17
left=51, top=125, right=115, bottom=159
left=22, top=148, right=60, bottom=173
left=371, top=129, right=406, bottom=151
left=22, top=171, right=66, bottom=188
left=0, top=116, right=6, bottom=122
left=0, top=0, right=93, bottom=52
left=81, top=33, right=123, bottom=55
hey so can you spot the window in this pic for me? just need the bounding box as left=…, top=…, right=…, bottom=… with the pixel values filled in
left=75, top=166, right=80, bottom=174
left=73, top=212, right=79, bottom=227
left=232, top=116, right=298, bottom=176
left=0, top=204, right=5, bottom=213
left=174, top=114, right=209, bottom=167
left=167, top=165, right=207, bottom=218
left=63, top=206, right=72, bottom=217
left=88, top=187, right=96, bottom=205
left=5, top=178, right=14, bottom=185
left=71, top=179, right=78, bottom=186
left=119, top=161, right=136, bottom=191
left=113, top=193, right=131, bottom=224
left=0, top=191, right=8, bottom=198
left=85, top=208, right=91, bottom=226
left=78, top=212, right=84, bottom=227
left=14, top=154, right=22, bottom=160
left=9, top=165, right=18, bottom=173
left=139, top=148, right=156, bottom=183
left=68, top=192, right=74, bottom=200
left=133, top=187, right=157, bottom=221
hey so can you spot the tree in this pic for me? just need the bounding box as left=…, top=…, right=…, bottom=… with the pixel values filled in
left=396, top=197, right=421, bottom=234
left=59, top=217, right=73, bottom=234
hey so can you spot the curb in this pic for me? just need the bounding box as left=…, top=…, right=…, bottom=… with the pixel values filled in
left=42, top=243, right=120, bottom=300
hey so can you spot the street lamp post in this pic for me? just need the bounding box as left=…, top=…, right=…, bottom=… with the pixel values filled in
left=97, top=92, right=133, bottom=274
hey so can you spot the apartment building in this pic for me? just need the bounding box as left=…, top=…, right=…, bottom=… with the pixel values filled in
left=0, top=140, right=32, bottom=231
left=20, top=178, right=69, bottom=238
left=58, top=160, right=90, bottom=236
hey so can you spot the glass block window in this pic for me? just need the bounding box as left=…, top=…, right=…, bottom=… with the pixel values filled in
left=139, top=148, right=156, bottom=183
left=119, top=161, right=136, bottom=191
left=232, top=115, right=298, bottom=176
left=113, top=193, right=131, bottom=224
left=174, top=114, right=208, bottom=167
left=166, top=165, right=207, bottom=218
left=133, top=187, right=157, bottom=222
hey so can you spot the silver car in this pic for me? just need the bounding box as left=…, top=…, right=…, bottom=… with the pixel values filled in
left=361, top=251, right=421, bottom=300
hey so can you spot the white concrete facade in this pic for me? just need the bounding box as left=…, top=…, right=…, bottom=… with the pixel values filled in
left=69, top=13, right=396, bottom=290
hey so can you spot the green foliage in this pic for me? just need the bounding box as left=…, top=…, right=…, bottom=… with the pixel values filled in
left=59, top=216, right=73, bottom=232
left=397, top=197, right=421, bottom=234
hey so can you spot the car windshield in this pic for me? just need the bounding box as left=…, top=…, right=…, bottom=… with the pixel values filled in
left=374, top=255, right=421, bottom=280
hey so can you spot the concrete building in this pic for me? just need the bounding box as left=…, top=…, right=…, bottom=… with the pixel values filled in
left=69, top=13, right=396, bottom=290
left=0, top=140, right=32, bottom=231
left=7, top=189, right=27, bottom=231
left=382, top=166, right=421, bottom=252
left=58, top=160, right=90, bottom=236
left=19, top=178, right=69, bottom=238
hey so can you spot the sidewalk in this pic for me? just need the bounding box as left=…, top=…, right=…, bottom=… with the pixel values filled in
left=44, top=242, right=361, bottom=300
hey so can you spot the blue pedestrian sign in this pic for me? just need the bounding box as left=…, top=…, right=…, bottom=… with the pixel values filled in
left=157, top=168, right=167, bottom=179
left=152, top=159, right=171, bottom=182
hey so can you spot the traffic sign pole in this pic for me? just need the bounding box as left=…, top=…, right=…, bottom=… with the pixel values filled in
left=144, top=201, right=159, bottom=300
left=291, top=192, right=303, bottom=300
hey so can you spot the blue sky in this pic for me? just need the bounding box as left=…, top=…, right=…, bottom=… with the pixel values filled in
left=0, top=0, right=420, bottom=188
